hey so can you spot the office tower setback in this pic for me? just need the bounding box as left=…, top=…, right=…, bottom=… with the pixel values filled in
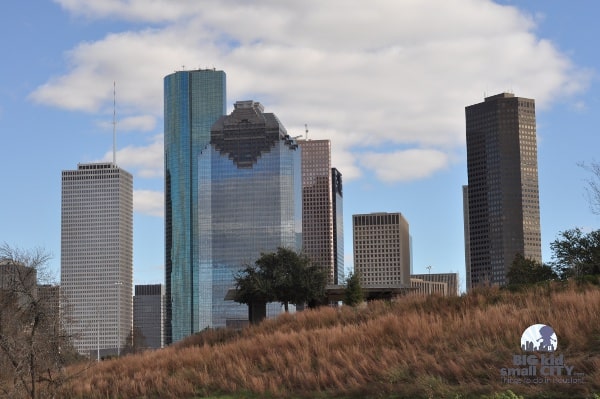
left=133, top=284, right=164, bottom=350
left=197, top=100, right=301, bottom=330
left=352, top=212, right=411, bottom=287
left=61, top=162, right=133, bottom=356
left=465, top=93, right=542, bottom=288
left=164, top=69, right=226, bottom=343
left=297, top=140, right=344, bottom=285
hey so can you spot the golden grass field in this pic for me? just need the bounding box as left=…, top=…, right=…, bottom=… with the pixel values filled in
left=59, top=283, right=600, bottom=398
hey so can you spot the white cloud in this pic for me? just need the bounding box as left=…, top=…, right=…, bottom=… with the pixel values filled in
left=97, top=115, right=156, bottom=132
left=37, top=0, right=590, bottom=193
left=133, top=189, right=163, bottom=217
left=360, top=149, right=450, bottom=183
left=118, top=115, right=156, bottom=132
left=101, top=134, right=163, bottom=178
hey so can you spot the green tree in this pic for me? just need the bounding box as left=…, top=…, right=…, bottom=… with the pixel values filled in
left=344, top=272, right=364, bottom=306
left=506, top=253, right=557, bottom=287
left=550, top=228, right=600, bottom=279
left=233, top=247, right=327, bottom=313
left=233, top=263, right=275, bottom=305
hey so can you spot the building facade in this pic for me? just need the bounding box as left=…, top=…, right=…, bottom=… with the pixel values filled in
left=297, top=140, right=344, bottom=285
left=197, top=100, right=302, bottom=330
left=410, top=273, right=459, bottom=296
left=409, top=278, right=448, bottom=296
left=332, top=168, right=344, bottom=284
left=465, top=93, right=542, bottom=288
left=61, top=162, right=133, bottom=356
left=133, top=284, right=164, bottom=350
left=0, top=260, right=36, bottom=293
left=462, top=185, right=472, bottom=292
left=164, top=69, right=226, bottom=343
left=352, top=212, right=410, bottom=287
left=0, top=260, right=37, bottom=310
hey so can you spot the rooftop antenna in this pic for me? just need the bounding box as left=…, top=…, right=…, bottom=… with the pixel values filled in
left=305, top=124, right=309, bottom=141
left=113, top=81, right=116, bottom=165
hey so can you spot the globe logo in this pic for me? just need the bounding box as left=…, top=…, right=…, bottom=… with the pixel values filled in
left=521, top=324, right=557, bottom=352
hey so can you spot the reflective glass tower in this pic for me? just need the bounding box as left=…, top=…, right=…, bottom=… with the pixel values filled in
left=465, top=93, right=542, bottom=288
left=164, top=69, right=226, bottom=343
left=199, top=100, right=302, bottom=329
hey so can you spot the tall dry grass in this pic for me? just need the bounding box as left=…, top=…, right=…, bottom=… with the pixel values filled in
left=58, top=282, right=600, bottom=398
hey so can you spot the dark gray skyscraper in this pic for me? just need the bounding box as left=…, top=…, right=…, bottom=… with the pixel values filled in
left=464, top=93, right=542, bottom=288
left=133, top=284, right=164, bottom=350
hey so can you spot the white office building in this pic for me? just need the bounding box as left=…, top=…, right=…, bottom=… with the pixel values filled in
left=352, top=212, right=411, bottom=288
left=61, top=162, right=133, bottom=357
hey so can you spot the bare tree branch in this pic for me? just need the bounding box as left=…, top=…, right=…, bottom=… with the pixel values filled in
left=0, top=243, right=78, bottom=399
left=579, top=161, right=600, bottom=215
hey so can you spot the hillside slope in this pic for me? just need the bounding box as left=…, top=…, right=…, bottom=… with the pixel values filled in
left=60, top=284, right=600, bottom=398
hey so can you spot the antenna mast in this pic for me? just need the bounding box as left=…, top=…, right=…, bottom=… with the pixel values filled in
left=305, top=124, right=309, bottom=141
left=113, top=81, right=116, bottom=165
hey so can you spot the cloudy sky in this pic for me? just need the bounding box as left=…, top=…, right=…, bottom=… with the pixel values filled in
left=2, top=0, right=599, bottom=291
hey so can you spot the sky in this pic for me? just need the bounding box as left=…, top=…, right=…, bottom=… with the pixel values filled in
left=1, top=0, right=599, bottom=293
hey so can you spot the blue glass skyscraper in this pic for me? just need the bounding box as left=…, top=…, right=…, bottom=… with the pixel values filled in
left=199, top=100, right=302, bottom=329
left=164, top=69, right=226, bottom=343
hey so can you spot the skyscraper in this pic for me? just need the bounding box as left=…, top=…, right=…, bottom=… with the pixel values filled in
left=352, top=212, right=411, bottom=287
left=297, top=140, right=344, bottom=285
left=133, top=284, right=164, bottom=350
left=164, top=69, right=226, bottom=343
left=465, top=93, right=542, bottom=288
left=61, top=162, right=133, bottom=356
left=332, top=168, right=344, bottom=284
left=198, top=100, right=302, bottom=330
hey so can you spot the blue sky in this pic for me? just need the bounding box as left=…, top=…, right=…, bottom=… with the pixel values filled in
left=2, top=0, right=599, bottom=292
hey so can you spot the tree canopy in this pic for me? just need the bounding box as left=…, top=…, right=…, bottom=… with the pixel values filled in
left=343, top=272, right=364, bottom=307
left=233, top=247, right=327, bottom=314
left=550, top=228, right=600, bottom=279
left=506, top=253, right=557, bottom=288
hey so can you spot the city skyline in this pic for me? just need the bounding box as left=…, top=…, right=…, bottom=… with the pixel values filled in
left=2, top=1, right=600, bottom=293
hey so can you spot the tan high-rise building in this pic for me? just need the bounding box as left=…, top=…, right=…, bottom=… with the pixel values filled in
left=61, top=162, right=133, bottom=356
left=465, top=93, right=542, bottom=288
left=298, top=140, right=344, bottom=284
left=352, top=212, right=410, bottom=287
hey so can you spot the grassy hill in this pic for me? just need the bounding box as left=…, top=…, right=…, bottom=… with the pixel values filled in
left=60, top=283, right=600, bottom=398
